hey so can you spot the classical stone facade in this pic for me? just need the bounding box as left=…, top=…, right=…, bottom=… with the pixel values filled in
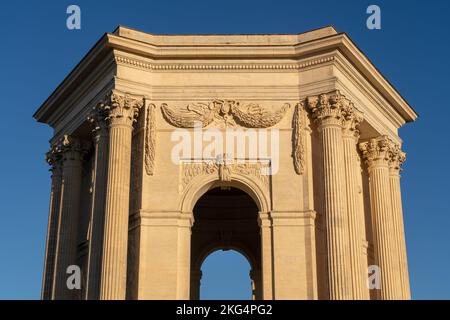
left=34, top=26, right=417, bottom=300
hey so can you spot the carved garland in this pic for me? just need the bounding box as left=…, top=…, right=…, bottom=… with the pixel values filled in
left=161, top=100, right=290, bottom=128
left=181, top=155, right=270, bottom=192
left=144, top=103, right=156, bottom=175
left=292, top=103, right=308, bottom=175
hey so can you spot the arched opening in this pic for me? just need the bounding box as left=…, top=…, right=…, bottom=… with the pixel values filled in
left=200, top=250, right=252, bottom=300
left=190, top=187, right=262, bottom=300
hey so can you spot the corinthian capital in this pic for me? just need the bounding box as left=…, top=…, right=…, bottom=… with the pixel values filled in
left=342, top=103, right=364, bottom=139
left=59, top=135, right=90, bottom=163
left=46, top=143, right=63, bottom=174
left=303, top=90, right=361, bottom=130
left=95, top=90, right=144, bottom=127
left=359, top=136, right=391, bottom=168
left=87, top=102, right=109, bottom=137
left=359, top=136, right=406, bottom=171
left=388, top=143, right=406, bottom=173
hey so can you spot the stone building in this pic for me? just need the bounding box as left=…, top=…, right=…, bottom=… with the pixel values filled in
left=34, top=26, right=417, bottom=300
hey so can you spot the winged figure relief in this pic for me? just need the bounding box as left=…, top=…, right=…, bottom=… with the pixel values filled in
left=161, top=100, right=290, bottom=128
left=161, top=102, right=217, bottom=128
left=232, top=102, right=291, bottom=128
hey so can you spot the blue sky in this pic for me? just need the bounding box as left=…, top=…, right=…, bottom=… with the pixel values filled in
left=0, top=0, right=449, bottom=299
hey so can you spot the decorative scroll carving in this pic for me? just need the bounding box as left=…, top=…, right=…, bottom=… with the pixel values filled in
left=292, top=103, right=308, bottom=175
left=180, top=155, right=270, bottom=191
left=145, top=104, right=156, bottom=175
left=161, top=100, right=290, bottom=128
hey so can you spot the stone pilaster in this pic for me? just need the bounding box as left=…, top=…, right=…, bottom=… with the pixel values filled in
left=305, top=90, right=352, bottom=299
left=53, top=135, right=87, bottom=299
left=388, top=143, right=410, bottom=299
left=258, top=212, right=273, bottom=300
left=270, top=211, right=317, bottom=299
left=359, top=136, right=402, bottom=299
left=98, top=91, right=143, bottom=300
left=341, top=105, right=370, bottom=299
left=85, top=106, right=109, bottom=299
left=176, top=212, right=193, bottom=300
left=41, top=145, right=63, bottom=300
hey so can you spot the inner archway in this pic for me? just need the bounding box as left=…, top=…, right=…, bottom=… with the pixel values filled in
left=190, top=187, right=262, bottom=300
left=200, top=250, right=252, bottom=300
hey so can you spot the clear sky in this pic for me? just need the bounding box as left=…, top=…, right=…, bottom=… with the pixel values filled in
left=0, top=0, right=449, bottom=300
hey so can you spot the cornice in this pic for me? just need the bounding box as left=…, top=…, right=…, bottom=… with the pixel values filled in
left=34, top=26, right=417, bottom=130
left=34, top=35, right=112, bottom=124
left=335, top=35, right=417, bottom=123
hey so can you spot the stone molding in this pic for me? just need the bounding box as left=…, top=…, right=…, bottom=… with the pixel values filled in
left=114, top=55, right=335, bottom=72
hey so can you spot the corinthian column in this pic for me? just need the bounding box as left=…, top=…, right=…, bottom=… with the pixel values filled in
left=388, top=143, right=410, bottom=299
left=305, top=90, right=352, bottom=299
left=341, top=104, right=370, bottom=299
left=53, top=135, right=86, bottom=299
left=85, top=106, right=109, bottom=299
left=359, top=137, right=401, bottom=299
left=98, top=91, right=143, bottom=300
left=41, top=145, right=63, bottom=300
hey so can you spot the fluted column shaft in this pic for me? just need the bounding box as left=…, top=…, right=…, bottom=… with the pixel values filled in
left=342, top=119, right=370, bottom=299
left=53, top=136, right=85, bottom=299
left=360, top=137, right=402, bottom=299
left=99, top=92, right=143, bottom=300
left=389, top=148, right=410, bottom=299
left=42, top=149, right=63, bottom=300
left=305, top=91, right=353, bottom=299
left=85, top=115, right=109, bottom=299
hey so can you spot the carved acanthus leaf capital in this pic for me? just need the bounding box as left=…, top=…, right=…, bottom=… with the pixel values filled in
left=359, top=136, right=392, bottom=168
left=342, top=104, right=364, bottom=139
left=359, top=136, right=406, bottom=171
left=95, top=91, right=144, bottom=127
left=46, top=143, right=63, bottom=174
left=303, top=90, right=363, bottom=131
left=87, top=102, right=109, bottom=137
left=388, top=143, right=406, bottom=173
left=59, top=135, right=90, bottom=163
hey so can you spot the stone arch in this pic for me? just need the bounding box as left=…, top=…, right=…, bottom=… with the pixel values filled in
left=188, top=182, right=264, bottom=300
left=193, top=241, right=258, bottom=272
left=179, top=172, right=271, bottom=214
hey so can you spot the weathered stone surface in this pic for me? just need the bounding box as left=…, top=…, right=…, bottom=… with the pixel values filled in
left=35, top=26, right=416, bottom=300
